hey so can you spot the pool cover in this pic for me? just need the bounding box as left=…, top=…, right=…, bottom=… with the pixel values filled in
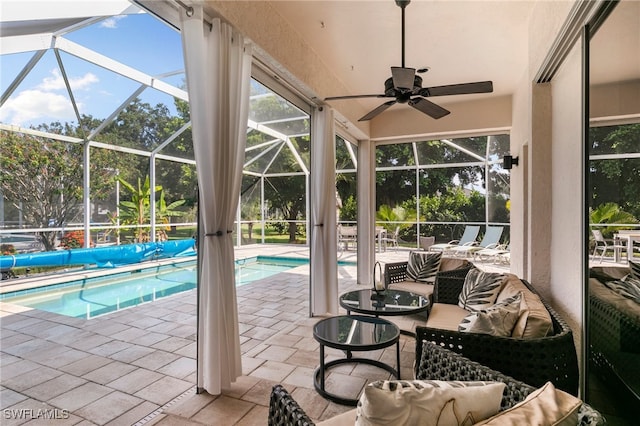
left=0, top=239, right=196, bottom=270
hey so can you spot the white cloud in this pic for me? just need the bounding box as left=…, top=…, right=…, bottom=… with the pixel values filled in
left=0, top=89, right=75, bottom=125
left=38, top=69, right=99, bottom=92
left=0, top=69, right=97, bottom=126
left=100, top=16, right=126, bottom=29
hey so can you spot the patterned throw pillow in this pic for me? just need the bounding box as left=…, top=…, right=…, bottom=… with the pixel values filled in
left=458, top=292, right=522, bottom=336
left=627, top=260, right=640, bottom=281
left=458, top=269, right=506, bottom=311
left=406, top=251, right=442, bottom=283
left=604, top=277, right=640, bottom=304
left=356, top=380, right=505, bottom=426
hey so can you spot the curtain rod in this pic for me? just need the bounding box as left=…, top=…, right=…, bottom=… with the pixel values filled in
left=172, top=0, right=214, bottom=29
left=173, top=0, right=194, bottom=17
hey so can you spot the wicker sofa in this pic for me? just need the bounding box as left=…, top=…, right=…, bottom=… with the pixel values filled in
left=589, top=266, right=640, bottom=411
left=268, top=341, right=603, bottom=426
left=415, top=269, right=580, bottom=395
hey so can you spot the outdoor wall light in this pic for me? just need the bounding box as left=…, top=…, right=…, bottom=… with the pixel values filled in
left=503, top=155, right=519, bottom=170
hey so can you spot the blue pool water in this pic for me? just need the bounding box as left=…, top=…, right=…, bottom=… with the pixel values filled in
left=1, top=256, right=309, bottom=318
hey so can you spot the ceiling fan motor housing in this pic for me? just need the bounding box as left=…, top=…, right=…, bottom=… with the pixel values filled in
left=384, top=75, right=423, bottom=102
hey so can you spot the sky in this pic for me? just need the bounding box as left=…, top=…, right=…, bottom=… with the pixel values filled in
left=0, top=6, right=185, bottom=129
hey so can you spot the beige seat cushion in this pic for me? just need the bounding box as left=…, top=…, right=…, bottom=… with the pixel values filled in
left=496, top=275, right=553, bottom=339
left=389, top=281, right=434, bottom=298
left=317, top=408, right=357, bottom=426
left=426, top=303, right=470, bottom=331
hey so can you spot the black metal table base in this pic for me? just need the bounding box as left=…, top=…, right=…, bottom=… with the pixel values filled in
left=314, top=344, right=400, bottom=406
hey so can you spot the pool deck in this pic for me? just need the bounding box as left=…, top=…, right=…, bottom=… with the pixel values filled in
left=0, top=244, right=507, bottom=425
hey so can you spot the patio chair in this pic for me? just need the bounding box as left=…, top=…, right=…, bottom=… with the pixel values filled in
left=428, top=225, right=480, bottom=253
left=380, top=225, right=400, bottom=251
left=449, top=226, right=504, bottom=258
left=592, top=229, right=627, bottom=263
left=338, top=225, right=357, bottom=251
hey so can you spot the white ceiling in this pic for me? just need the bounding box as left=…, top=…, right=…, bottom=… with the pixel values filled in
left=268, top=0, right=535, bottom=113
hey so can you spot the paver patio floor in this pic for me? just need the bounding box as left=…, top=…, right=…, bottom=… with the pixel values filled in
left=1, top=245, right=507, bottom=425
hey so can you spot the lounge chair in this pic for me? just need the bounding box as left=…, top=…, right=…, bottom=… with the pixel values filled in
left=475, top=243, right=510, bottom=263
left=449, top=226, right=504, bottom=258
left=428, top=225, right=480, bottom=253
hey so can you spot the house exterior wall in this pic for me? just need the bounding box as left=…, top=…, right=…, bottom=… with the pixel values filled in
left=550, top=40, right=585, bottom=363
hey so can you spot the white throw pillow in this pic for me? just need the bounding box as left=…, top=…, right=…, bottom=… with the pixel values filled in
left=458, top=269, right=506, bottom=311
left=355, top=380, right=505, bottom=426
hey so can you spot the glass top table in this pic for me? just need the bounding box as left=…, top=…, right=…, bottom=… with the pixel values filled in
left=339, top=288, right=430, bottom=317
left=313, top=315, right=400, bottom=406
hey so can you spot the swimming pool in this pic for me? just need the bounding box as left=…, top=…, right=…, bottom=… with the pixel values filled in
left=1, top=256, right=309, bottom=318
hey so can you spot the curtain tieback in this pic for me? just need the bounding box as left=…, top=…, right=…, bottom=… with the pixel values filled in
left=205, top=230, right=233, bottom=237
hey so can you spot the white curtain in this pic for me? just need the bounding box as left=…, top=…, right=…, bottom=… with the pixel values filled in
left=310, top=106, right=338, bottom=316
left=180, top=7, right=252, bottom=395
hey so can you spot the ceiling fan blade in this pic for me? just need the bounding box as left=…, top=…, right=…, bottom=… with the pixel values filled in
left=409, top=97, right=450, bottom=119
left=325, top=94, right=388, bottom=101
left=358, top=100, right=397, bottom=121
left=419, top=81, right=493, bottom=97
left=391, top=66, right=416, bottom=91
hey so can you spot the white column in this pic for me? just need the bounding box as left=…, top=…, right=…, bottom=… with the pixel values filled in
left=357, top=139, right=376, bottom=286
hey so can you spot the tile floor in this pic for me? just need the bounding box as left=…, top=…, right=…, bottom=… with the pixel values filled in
left=0, top=245, right=507, bottom=425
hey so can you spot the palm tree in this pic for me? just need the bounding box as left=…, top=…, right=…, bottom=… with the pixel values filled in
left=118, top=176, right=186, bottom=242
left=590, top=202, right=638, bottom=238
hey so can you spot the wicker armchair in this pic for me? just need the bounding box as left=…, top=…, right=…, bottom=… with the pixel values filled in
left=267, top=341, right=603, bottom=426
left=416, top=275, right=580, bottom=395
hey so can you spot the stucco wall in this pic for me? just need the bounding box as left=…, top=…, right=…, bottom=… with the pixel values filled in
left=550, top=41, right=584, bottom=351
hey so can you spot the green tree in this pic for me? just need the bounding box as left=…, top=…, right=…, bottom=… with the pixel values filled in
left=590, top=202, right=637, bottom=238
left=589, top=124, right=640, bottom=219
left=417, top=188, right=485, bottom=242
left=0, top=130, right=115, bottom=251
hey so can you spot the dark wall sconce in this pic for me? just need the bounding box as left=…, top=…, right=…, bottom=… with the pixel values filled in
left=503, top=155, right=519, bottom=170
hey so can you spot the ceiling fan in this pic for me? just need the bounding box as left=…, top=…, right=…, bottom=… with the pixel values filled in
left=325, top=0, right=493, bottom=121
